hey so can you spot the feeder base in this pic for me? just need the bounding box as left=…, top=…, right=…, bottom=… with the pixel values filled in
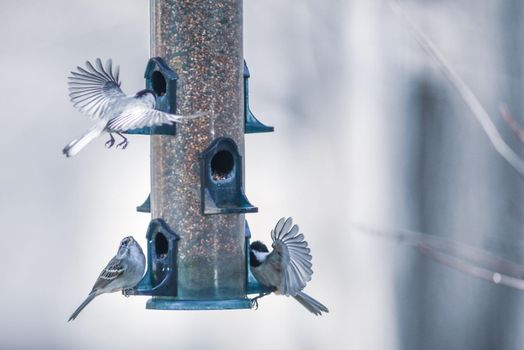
left=146, top=297, right=252, bottom=310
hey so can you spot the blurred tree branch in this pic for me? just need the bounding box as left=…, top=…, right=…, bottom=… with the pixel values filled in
left=500, top=104, right=524, bottom=144
left=353, top=224, right=524, bottom=291
left=393, top=0, right=524, bottom=180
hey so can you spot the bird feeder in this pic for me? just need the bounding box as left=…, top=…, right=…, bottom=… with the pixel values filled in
left=127, top=0, right=273, bottom=310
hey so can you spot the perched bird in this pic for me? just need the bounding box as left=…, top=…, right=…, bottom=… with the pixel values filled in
left=63, top=58, right=203, bottom=157
left=250, top=217, right=329, bottom=315
left=68, top=236, right=146, bottom=321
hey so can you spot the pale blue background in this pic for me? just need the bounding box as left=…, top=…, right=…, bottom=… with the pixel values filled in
left=0, top=0, right=523, bottom=349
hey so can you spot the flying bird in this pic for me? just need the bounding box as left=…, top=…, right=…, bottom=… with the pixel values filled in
left=63, top=58, right=203, bottom=157
left=250, top=217, right=329, bottom=315
left=68, top=236, right=146, bottom=321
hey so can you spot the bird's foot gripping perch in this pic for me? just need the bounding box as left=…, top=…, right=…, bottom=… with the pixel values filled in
left=105, top=134, right=115, bottom=148
left=123, top=288, right=135, bottom=297
left=250, top=292, right=270, bottom=310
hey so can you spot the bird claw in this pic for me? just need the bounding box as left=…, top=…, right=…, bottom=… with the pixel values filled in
left=116, top=140, right=128, bottom=149
left=123, top=288, right=133, bottom=297
left=250, top=298, right=259, bottom=310
left=250, top=292, right=269, bottom=310
left=250, top=292, right=270, bottom=310
left=115, top=132, right=128, bottom=149
left=105, top=138, right=115, bottom=148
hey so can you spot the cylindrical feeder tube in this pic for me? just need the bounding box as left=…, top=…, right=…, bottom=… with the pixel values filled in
left=149, top=0, right=246, bottom=304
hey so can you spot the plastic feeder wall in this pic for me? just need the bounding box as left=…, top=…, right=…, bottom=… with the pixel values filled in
left=128, top=0, right=273, bottom=310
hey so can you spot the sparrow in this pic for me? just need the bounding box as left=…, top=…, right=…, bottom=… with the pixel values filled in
left=68, top=236, right=146, bottom=321
left=63, top=58, right=203, bottom=157
left=250, top=217, right=329, bottom=315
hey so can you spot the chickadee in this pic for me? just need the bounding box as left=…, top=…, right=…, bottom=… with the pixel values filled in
left=63, top=58, right=204, bottom=157
left=68, top=236, right=146, bottom=321
left=250, top=217, right=329, bottom=315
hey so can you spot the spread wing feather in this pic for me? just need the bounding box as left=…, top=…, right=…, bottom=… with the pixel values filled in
left=270, top=217, right=314, bottom=296
left=107, top=106, right=202, bottom=132
left=68, top=58, right=126, bottom=120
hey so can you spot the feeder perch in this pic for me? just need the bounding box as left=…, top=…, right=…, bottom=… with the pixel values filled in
left=132, top=218, right=179, bottom=297
left=125, top=57, right=178, bottom=136
left=136, top=194, right=150, bottom=213
left=199, top=137, right=257, bottom=215
left=244, top=60, right=274, bottom=134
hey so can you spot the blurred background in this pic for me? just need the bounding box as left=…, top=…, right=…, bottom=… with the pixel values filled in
left=1, top=0, right=523, bottom=349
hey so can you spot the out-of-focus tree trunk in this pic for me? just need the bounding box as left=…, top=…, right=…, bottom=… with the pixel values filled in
left=394, top=1, right=524, bottom=349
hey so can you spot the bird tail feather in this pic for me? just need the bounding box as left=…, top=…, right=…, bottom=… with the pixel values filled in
left=293, top=291, right=329, bottom=316
left=68, top=292, right=97, bottom=321
left=63, top=122, right=105, bottom=157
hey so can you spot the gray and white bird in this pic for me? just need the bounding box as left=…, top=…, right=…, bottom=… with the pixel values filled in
left=68, top=236, right=146, bottom=321
left=63, top=58, right=202, bottom=157
left=250, top=217, right=329, bottom=315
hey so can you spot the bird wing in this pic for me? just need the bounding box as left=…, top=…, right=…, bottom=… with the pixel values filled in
left=91, top=256, right=126, bottom=292
left=269, top=217, right=314, bottom=296
left=106, top=105, right=201, bottom=132
left=68, top=58, right=126, bottom=120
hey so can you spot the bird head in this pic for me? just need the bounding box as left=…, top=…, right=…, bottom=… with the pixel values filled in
left=250, top=241, right=270, bottom=267
left=117, top=236, right=139, bottom=256
left=120, top=236, right=134, bottom=247
left=135, top=89, right=156, bottom=107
